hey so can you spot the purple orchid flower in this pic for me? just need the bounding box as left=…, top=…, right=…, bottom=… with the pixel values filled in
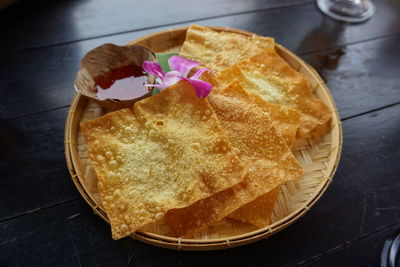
left=142, top=56, right=212, bottom=98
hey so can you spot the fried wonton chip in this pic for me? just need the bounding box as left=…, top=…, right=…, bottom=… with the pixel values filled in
left=214, top=80, right=300, bottom=148
left=164, top=81, right=303, bottom=237
left=255, top=100, right=300, bottom=148
left=81, top=81, right=246, bottom=239
left=229, top=187, right=280, bottom=228
left=180, top=25, right=314, bottom=139
left=217, top=47, right=332, bottom=137
left=180, top=24, right=274, bottom=73
left=215, top=82, right=294, bottom=226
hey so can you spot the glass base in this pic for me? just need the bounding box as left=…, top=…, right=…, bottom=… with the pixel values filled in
left=317, top=0, right=375, bottom=23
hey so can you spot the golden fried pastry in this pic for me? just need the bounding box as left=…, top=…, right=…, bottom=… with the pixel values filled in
left=80, top=80, right=246, bottom=239
left=164, top=81, right=303, bottom=237
left=214, top=79, right=301, bottom=148
left=217, top=48, right=331, bottom=137
left=180, top=24, right=274, bottom=73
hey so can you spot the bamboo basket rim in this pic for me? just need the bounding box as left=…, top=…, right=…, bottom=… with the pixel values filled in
left=64, top=26, right=343, bottom=250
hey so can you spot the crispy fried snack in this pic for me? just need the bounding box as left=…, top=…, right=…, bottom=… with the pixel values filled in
left=180, top=24, right=274, bottom=73
left=81, top=81, right=245, bottom=239
left=164, top=81, right=303, bottom=237
left=217, top=48, right=331, bottom=137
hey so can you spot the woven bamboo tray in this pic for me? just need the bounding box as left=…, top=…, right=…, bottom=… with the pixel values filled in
left=65, top=26, right=342, bottom=251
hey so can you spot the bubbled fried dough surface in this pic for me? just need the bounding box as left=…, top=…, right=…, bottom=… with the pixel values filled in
left=164, top=81, right=303, bottom=237
left=180, top=24, right=274, bottom=73
left=80, top=81, right=246, bottom=239
left=217, top=47, right=332, bottom=137
left=213, top=80, right=301, bottom=148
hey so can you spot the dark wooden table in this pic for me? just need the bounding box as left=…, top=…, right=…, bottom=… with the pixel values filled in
left=1, top=0, right=399, bottom=266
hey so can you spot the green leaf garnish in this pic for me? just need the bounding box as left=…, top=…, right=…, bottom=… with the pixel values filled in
left=156, top=52, right=179, bottom=72
left=151, top=88, right=161, bottom=96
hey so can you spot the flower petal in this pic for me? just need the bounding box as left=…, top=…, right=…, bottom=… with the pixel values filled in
left=187, top=79, right=213, bottom=98
left=168, top=56, right=200, bottom=77
left=163, top=75, right=184, bottom=87
left=142, top=61, right=165, bottom=79
left=190, top=68, right=209, bottom=80
left=164, top=70, right=182, bottom=80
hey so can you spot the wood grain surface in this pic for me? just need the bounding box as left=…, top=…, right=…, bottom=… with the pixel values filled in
left=0, top=0, right=399, bottom=266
